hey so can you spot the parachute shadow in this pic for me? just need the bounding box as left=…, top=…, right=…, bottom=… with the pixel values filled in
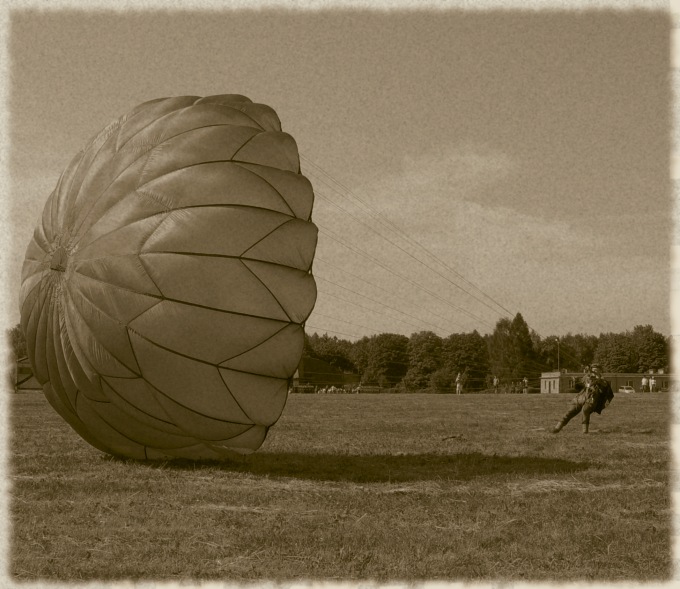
left=118, top=451, right=590, bottom=483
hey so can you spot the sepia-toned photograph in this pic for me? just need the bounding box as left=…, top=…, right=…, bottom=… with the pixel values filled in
left=3, top=0, right=675, bottom=584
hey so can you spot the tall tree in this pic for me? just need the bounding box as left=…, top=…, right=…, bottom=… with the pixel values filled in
left=441, top=330, right=490, bottom=391
left=487, top=313, right=540, bottom=381
left=487, top=317, right=513, bottom=380
left=537, top=335, right=561, bottom=372
left=559, top=333, right=598, bottom=370
left=631, top=324, right=668, bottom=372
left=594, top=332, right=637, bottom=373
left=510, top=313, right=538, bottom=379
left=401, top=331, right=443, bottom=391
left=7, top=324, right=26, bottom=360
left=594, top=327, right=668, bottom=374
left=307, top=333, right=356, bottom=372
left=356, top=333, right=409, bottom=387
left=350, top=335, right=371, bottom=377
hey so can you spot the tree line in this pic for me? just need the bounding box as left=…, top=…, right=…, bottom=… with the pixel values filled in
left=7, top=316, right=670, bottom=393
left=305, top=314, right=670, bottom=392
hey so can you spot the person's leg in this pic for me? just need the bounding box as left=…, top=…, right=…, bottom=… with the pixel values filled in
left=582, top=406, right=592, bottom=433
left=552, top=401, right=582, bottom=433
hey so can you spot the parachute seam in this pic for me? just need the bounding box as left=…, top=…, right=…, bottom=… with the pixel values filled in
left=125, top=324, right=145, bottom=380
left=70, top=270, right=294, bottom=324
left=23, top=255, right=49, bottom=265
left=136, top=187, right=173, bottom=211
left=43, top=292, right=73, bottom=411
left=46, top=177, right=63, bottom=242
left=76, top=203, right=298, bottom=257
left=20, top=270, right=49, bottom=321
left=67, top=120, right=122, bottom=228
left=225, top=104, right=266, bottom=131
left=139, top=141, right=167, bottom=188
left=75, top=211, right=169, bottom=260
left=69, top=151, right=156, bottom=242
left=54, top=296, right=83, bottom=413
left=144, top=381, right=257, bottom=440
left=187, top=100, right=266, bottom=132
left=125, top=326, right=246, bottom=369
left=29, top=277, right=53, bottom=384
left=73, top=141, right=301, bottom=243
left=61, top=285, right=120, bottom=384
left=215, top=369, right=254, bottom=424
left=83, top=403, right=166, bottom=453
left=135, top=251, right=311, bottom=273
left=231, top=163, right=296, bottom=216
left=71, top=121, right=249, bottom=238
left=127, top=324, right=295, bottom=380
left=239, top=259, right=293, bottom=323
left=220, top=363, right=296, bottom=379
left=118, top=121, right=255, bottom=154
left=136, top=250, right=166, bottom=298
left=237, top=218, right=290, bottom=257
left=31, top=225, right=54, bottom=257
left=114, top=101, right=195, bottom=152
left=134, top=160, right=300, bottom=218
left=69, top=268, right=164, bottom=309
left=100, top=375, right=184, bottom=428
left=217, top=323, right=290, bottom=364
left=229, top=132, right=262, bottom=163
left=113, top=102, right=174, bottom=152
left=119, top=345, right=255, bottom=427
left=61, top=147, right=92, bottom=222
left=63, top=280, right=143, bottom=377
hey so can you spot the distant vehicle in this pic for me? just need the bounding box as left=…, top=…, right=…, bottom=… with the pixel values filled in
left=618, top=385, right=635, bottom=394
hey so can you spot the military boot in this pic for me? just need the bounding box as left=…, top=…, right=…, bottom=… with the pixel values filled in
left=582, top=422, right=589, bottom=434
left=552, top=420, right=566, bottom=434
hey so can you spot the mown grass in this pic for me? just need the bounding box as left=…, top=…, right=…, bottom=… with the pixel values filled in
left=9, top=391, right=671, bottom=582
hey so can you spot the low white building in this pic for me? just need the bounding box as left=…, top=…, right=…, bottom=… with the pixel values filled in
left=540, top=369, right=673, bottom=394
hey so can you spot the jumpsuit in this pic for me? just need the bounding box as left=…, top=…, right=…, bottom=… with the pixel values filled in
left=552, top=378, right=614, bottom=434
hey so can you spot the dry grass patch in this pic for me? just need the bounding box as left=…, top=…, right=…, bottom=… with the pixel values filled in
left=9, top=391, right=671, bottom=582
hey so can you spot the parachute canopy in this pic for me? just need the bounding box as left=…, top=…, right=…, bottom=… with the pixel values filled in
left=20, top=94, right=318, bottom=460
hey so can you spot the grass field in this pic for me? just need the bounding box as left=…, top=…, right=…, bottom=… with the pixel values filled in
left=8, top=390, right=672, bottom=582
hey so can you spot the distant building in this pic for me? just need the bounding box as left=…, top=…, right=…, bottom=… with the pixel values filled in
left=292, top=356, right=360, bottom=388
left=540, top=369, right=674, bottom=393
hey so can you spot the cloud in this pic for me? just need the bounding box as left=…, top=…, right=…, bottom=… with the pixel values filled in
left=397, top=144, right=515, bottom=191
left=347, top=143, right=601, bottom=259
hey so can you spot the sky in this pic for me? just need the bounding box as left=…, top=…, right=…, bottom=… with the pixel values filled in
left=2, top=0, right=673, bottom=343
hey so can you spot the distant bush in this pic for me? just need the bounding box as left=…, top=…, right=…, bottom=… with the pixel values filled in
left=380, top=387, right=401, bottom=394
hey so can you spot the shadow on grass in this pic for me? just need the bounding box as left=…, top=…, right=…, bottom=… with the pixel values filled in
left=111, top=451, right=591, bottom=483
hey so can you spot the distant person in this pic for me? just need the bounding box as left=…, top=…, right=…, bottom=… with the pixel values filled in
left=493, top=375, right=499, bottom=394
left=641, top=375, right=648, bottom=393
left=650, top=376, right=657, bottom=392
left=455, top=372, right=463, bottom=395
left=522, top=377, right=529, bottom=394
left=552, top=363, right=614, bottom=434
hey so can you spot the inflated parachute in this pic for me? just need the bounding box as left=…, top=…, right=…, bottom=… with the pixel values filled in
left=19, top=95, right=318, bottom=460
